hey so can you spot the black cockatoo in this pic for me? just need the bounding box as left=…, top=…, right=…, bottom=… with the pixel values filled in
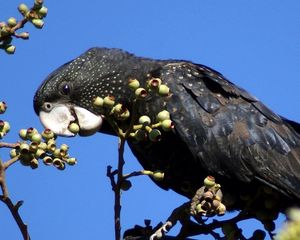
left=33, top=48, right=300, bottom=222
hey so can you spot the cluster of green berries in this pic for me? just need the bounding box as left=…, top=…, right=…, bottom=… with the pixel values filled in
left=11, top=128, right=76, bottom=170
left=0, top=101, right=10, bottom=139
left=0, top=0, right=48, bottom=54
left=192, top=176, right=226, bottom=217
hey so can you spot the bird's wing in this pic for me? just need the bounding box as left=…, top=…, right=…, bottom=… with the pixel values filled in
left=160, top=62, right=300, bottom=199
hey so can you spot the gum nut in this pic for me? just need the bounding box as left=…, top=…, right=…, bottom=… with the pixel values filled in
left=128, top=79, right=140, bottom=90
left=42, top=128, right=55, bottom=140
left=212, top=199, right=221, bottom=208
left=5, top=45, right=16, bottom=54
left=3, top=121, right=10, bottom=133
left=134, top=129, right=146, bottom=141
left=26, top=127, right=38, bottom=139
left=47, top=138, right=56, bottom=146
left=7, top=17, right=17, bottom=27
left=156, top=110, right=170, bottom=122
left=52, top=158, right=63, bottom=167
left=43, top=156, right=53, bottom=165
left=103, top=95, right=115, bottom=108
left=9, top=149, right=18, bottom=158
left=113, top=103, right=123, bottom=114
left=19, top=129, right=27, bottom=140
left=152, top=170, right=164, bottom=181
left=67, top=158, right=77, bottom=165
left=204, top=176, right=216, bottom=188
left=93, top=96, right=104, bottom=108
left=0, top=101, right=7, bottom=113
left=68, top=122, right=80, bottom=134
left=158, top=84, right=170, bottom=96
left=31, top=19, right=44, bottom=29
left=47, top=143, right=56, bottom=152
left=30, top=158, right=39, bottom=169
left=57, top=162, right=66, bottom=170
left=196, top=204, right=205, bottom=214
left=149, top=129, right=162, bottom=142
left=161, top=119, right=174, bottom=131
left=29, top=142, right=39, bottom=152
left=0, top=132, right=5, bottom=139
left=135, top=88, right=147, bottom=98
left=20, top=142, right=30, bottom=154
left=38, top=142, right=47, bottom=150
left=120, top=180, right=132, bottom=191
left=38, top=6, right=48, bottom=17
left=53, top=148, right=61, bottom=158
left=34, top=0, right=43, bottom=8
left=35, top=149, right=46, bottom=159
left=20, top=154, right=32, bottom=166
left=148, top=78, right=161, bottom=89
left=31, top=133, right=42, bottom=143
left=203, top=191, right=214, bottom=200
left=18, top=3, right=29, bottom=15
left=139, top=115, right=151, bottom=125
left=60, top=144, right=69, bottom=152
left=217, top=203, right=226, bottom=215
left=118, top=109, right=130, bottom=121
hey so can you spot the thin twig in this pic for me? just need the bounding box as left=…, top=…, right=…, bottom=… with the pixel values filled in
left=0, top=142, right=19, bottom=148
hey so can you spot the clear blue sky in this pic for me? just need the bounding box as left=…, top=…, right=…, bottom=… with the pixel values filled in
left=1, top=0, right=300, bottom=239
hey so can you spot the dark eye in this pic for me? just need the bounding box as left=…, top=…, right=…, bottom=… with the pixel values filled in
left=60, top=82, right=72, bottom=95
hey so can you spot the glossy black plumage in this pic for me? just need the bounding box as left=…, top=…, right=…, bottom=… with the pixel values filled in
left=34, top=48, right=300, bottom=210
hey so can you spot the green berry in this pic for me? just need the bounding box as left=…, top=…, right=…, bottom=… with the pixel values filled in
left=10, top=149, right=19, bottom=158
left=103, top=95, right=115, bottom=108
left=204, top=176, right=215, bottom=188
left=93, top=96, right=104, bottom=108
left=47, top=142, right=56, bottom=152
left=53, top=148, right=61, bottom=158
left=5, top=45, right=16, bottom=54
left=161, top=119, right=174, bottom=131
left=128, top=79, right=140, bottom=90
left=29, top=142, right=39, bottom=152
left=158, top=84, right=170, bottom=96
left=149, top=129, right=162, bottom=142
left=135, top=88, right=147, bottom=99
left=26, top=127, right=38, bottom=139
left=35, top=148, right=46, bottom=159
left=34, top=0, right=43, bottom=8
left=43, top=156, right=53, bottom=165
left=67, top=157, right=77, bottom=165
left=0, top=101, right=7, bottom=114
left=41, top=128, right=55, bottom=140
left=7, top=17, right=17, bottom=27
left=20, top=142, right=30, bottom=154
left=152, top=170, right=164, bottom=181
left=53, top=158, right=65, bottom=170
left=18, top=4, right=29, bottom=15
left=120, top=180, right=132, bottom=191
left=134, top=129, right=147, bottom=141
left=19, top=129, right=28, bottom=140
left=38, top=142, right=47, bottom=150
left=31, top=133, right=42, bottom=143
left=156, top=110, right=170, bottom=122
left=148, top=78, right=161, bottom=89
left=2, top=121, right=10, bottom=133
left=139, top=115, right=151, bottom=125
left=60, top=144, right=69, bottom=152
left=30, top=158, right=39, bottom=169
left=68, top=122, right=80, bottom=134
left=38, top=6, right=48, bottom=17
left=31, top=19, right=44, bottom=29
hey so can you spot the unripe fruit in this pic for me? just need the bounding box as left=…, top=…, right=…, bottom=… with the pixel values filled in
left=20, top=142, right=30, bottom=154
left=38, top=6, right=48, bottom=17
left=10, top=149, right=18, bottom=158
left=196, top=204, right=206, bottom=214
left=43, top=156, right=53, bottom=165
left=0, top=101, right=7, bottom=114
left=204, top=176, right=215, bottom=188
left=19, top=129, right=27, bottom=140
left=93, top=96, right=104, bottom=108
left=67, top=158, right=77, bottom=165
left=38, top=142, right=47, bottom=150
left=30, top=158, right=39, bottom=169
left=26, top=128, right=38, bottom=139
left=128, top=79, right=140, bottom=90
left=31, top=133, right=42, bottom=143
left=156, top=110, right=170, bottom=122
left=152, top=170, right=164, bottom=181
left=29, top=142, right=39, bottom=152
left=216, top=203, right=226, bottom=215
left=5, top=45, right=16, bottom=54
left=120, top=180, right=132, bottom=191
left=31, top=19, right=44, bottom=29
left=158, top=84, right=170, bottom=96
left=18, top=4, right=29, bottom=15
left=53, top=148, right=61, bottom=158
left=2, top=121, right=10, bottom=133
left=149, top=129, right=162, bottom=142
left=203, top=191, right=214, bottom=200
left=139, top=115, right=151, bottom=125
left=68, top=122, right=80, bottom=134
left=134, top=129, right=147, bottom=141
left=7, top=17, right=17, bottom=27
left=34, top=0, right=43, bottom=8
left=103, top=95, right=115, bottom=108
left=60, top=144, right=69, bottom=152
left=135, top=88, right=147, bottom=99
left=148, top=78, right=161, bottom=89
left=35, top=149, right=46, bottom=159
left=161, top=119, right=174, bottom=131
left=41, top=128, right=55, bottom=140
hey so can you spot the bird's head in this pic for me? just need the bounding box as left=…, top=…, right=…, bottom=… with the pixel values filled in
left=33, top=47, right=162, bottom=137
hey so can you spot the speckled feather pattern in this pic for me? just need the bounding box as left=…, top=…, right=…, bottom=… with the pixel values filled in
left=34, top=48, right=300, bottom=206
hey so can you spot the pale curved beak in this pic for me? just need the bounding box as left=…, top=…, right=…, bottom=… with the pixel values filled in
left=39, top=103, right=103, bottom=137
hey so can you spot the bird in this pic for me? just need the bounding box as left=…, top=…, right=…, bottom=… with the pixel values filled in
left=33, top=47, right=300, bottom=228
